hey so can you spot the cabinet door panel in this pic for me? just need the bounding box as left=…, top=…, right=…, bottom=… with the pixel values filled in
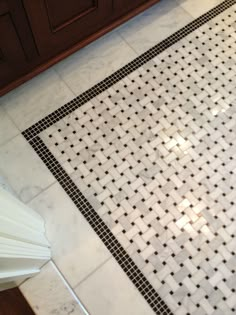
left=6, top=0, right=38, bottom=61
left=23, top=0, right=113, bottom=56
left=113, top=0, right=147, bottom=16
left=46, top=0, right=95, bottom=31
left=0, top=14, right=28, bottom=88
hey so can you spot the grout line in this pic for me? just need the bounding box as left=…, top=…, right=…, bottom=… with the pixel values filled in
left=178, top=4, right=196, bottom=18
left=116, top=31, right=139, bottom=57
left=178, top=0, right=225, bottom=19
left=0, top=132, right=19, bottom=150
left=0, top=105, right=21, bottom=148
left=51, top=260, right=91, bottom=315
left=73, top=256, right=112, bottom=289
left=54, top=30, right=139, bottom=98
left=25, top=179, right=57, bottom=205
left=119, top=32, right=141, bottom=56
left=1, top=106, right=21, bottom=133
left=177, top=2, right=203, bottom=18
left=0, top=133, right=57, bottom=204
left=53, top=67, right=78, bottom=98
left=118, top=0, right=194, bottom=55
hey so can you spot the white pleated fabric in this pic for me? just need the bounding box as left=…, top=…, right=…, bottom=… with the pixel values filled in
left=0, top=186, right=50, bottom=291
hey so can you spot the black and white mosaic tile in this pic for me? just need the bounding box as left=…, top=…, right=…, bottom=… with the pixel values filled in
left=24, top=1, right=236, bottom=314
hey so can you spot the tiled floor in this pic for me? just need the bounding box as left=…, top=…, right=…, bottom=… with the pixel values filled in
left=27, top=182, right=111, bottom=288
left=21, top=262, right=87, bottom=315
left=0, top=0, right=234, bottom=314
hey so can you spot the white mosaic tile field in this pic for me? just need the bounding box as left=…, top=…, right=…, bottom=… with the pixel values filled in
left=35, top=3, right=236, bottom=315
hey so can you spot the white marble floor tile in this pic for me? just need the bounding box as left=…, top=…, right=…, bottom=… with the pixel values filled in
left=0, top=135, right=55, bottom=202
left=28, top=182, right=111, bottom=288
left=54, top=31, right=137, bottom=96
left=178, top=0, right=223, bottom=18
left=20, top=261, right=87, bottom=315
left=0, top=106, right=19, bottom=147
left=75, top=258, right=155, bottom=315
left=1, top=69, right=74, bottom=131
left=118, top=0, right=192, bottom=55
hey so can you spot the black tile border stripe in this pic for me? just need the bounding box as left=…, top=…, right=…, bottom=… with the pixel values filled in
left=23, top=0, right=236, bottom=142
left=30, top=136, right=173, bottom=315
left=22, top=1, right=236, bottom=313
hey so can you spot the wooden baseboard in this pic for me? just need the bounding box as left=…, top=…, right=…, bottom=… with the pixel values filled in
left=0, top=0, right=160, bottom=96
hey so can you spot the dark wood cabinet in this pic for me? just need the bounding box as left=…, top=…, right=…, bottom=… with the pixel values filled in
left=0, top=14, right=27, bottom=84
left=23, top=0, right=113, bottom=56
left=0, top=0, right=37, bottom=88
left=113, top=0, right=147, bottom=16
left=0, top=0, right=160, bottom=95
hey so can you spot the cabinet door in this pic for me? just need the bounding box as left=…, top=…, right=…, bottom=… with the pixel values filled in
left=0, top=13, right=28, bottom=88
left=113, top=0, right=147, bottom=16
left=23, top=0, right=113, bottom=57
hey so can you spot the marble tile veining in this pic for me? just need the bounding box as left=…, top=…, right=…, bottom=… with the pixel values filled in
left=20, top=262, right=87, bottom=315
left=2, top=69, right=74, bottom=131
left=40, top=4, right=236, bottom=314
left=0, top=107, right=19, bottom=147
left=118, top=0, right=192, bottom=55
left=178, top=0, right=223, bottom=18
left=75, top=258, right=155, bottom=315
left=55, top=32, right=137, bottom=96
left=28, top=182, right=111, bottom=288
left=0, top=135, right=55, bottom=203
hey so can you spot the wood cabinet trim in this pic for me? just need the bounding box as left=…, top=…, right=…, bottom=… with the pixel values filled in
left=44, top=0, right=98, bottom=33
